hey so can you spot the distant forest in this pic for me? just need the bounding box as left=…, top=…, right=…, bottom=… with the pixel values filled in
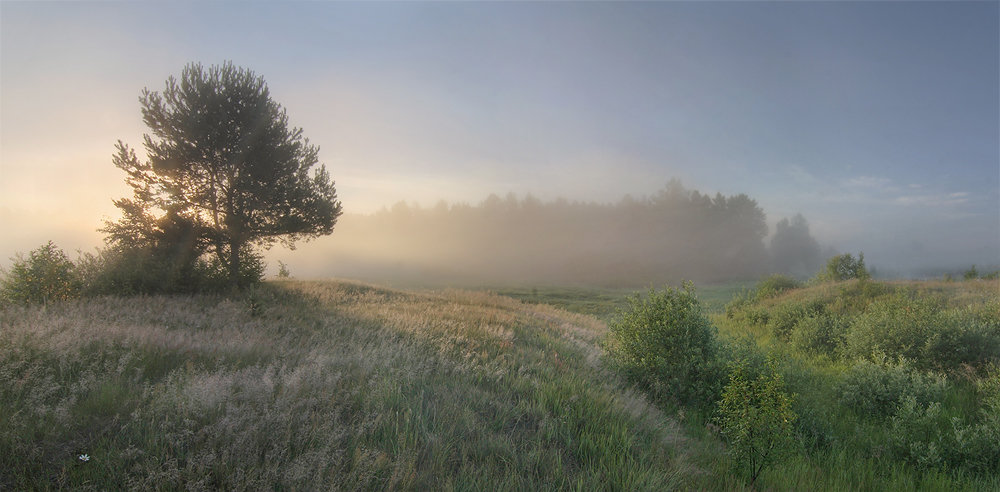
left=319, top=180, right=826, bottom=286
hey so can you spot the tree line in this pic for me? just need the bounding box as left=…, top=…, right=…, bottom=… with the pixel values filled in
left=320, top=180, right=826, bottom=286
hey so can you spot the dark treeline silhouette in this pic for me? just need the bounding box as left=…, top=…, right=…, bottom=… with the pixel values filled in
left=319, top=180, right=824, bottom=286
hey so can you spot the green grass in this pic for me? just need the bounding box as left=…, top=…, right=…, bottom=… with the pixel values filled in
left=1, top=281, right=699, bottom=490
left=710, top=278, right=1000, bottom=490
left=4, top=277, right=995, bottom=490
left=491, top=281, right=752, bottom=321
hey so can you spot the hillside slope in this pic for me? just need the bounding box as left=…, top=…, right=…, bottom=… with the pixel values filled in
left=1, top=281, right=703, bottom=490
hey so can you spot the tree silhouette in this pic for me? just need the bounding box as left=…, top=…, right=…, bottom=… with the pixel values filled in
left=106, top=62, right=342, bottom=287
left=770, top=214, right=821, bottom=277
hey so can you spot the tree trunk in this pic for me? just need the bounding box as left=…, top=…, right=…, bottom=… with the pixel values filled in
left=228, top=236, right=242, bottom=289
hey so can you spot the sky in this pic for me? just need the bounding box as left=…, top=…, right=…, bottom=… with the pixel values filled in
left=1, top=1, right=998, bottom=275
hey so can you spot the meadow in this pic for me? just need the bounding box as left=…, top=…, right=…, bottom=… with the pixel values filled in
left=1, top=281, right=706, bottom=490
left=1, top=277, right=997, bottom=490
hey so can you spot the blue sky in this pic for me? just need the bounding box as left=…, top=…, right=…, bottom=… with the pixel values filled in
left=1, top=1, right=997, bottom=273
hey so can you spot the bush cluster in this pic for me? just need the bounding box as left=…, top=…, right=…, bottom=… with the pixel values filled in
left=726, top=276, right=999, bottom=374
left=2, top=242, right=266, bottom=305
left=789, top=313, right=849, bottom=356
left=605, top=284, right=800, bottom=484
left=0, top=241, right=80, bottom=305
left=712, top=256, right=1000, bottom=482
left=846, top=293, right=1000, bottom=372
left=815, top=252, right=870, bottom=282
left=886, top=377, right=1000, bottom=474
left=604, top=283, right=724, bottom=407
left=837, top=357, right=947, bottom=418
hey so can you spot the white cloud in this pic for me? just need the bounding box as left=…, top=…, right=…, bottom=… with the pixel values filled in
left=845, top=175, right=892, bottom=188
left=894, top=192, right=971, bottom=207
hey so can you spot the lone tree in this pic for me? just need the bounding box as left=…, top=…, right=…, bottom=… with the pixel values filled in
left=105, top=62, right=342, bottom=288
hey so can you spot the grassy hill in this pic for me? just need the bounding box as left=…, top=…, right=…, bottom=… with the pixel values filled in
left=1, top=281, right=713, bottom=490
left=712, top=277, right=1000, bottom=491
left=3, top=278, right=997, bottom=490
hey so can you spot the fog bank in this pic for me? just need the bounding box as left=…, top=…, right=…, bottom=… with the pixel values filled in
left=277, top=182, right=828, bottom=287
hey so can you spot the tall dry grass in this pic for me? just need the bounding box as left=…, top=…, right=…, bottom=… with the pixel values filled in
left=1, top=281, right=696, bottom=490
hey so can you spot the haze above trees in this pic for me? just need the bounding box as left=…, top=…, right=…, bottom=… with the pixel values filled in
left=315, top=180, right=826, bottom=286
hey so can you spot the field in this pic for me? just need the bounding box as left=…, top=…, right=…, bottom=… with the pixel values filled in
left=1, top=278, right=997, bottom=490
left=490, top=281, right=752, bottom=321
left=1, top=281, right=712, bottom=490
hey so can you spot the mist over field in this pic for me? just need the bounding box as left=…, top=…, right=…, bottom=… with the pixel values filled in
left=273, top=181, right=832, bottom=287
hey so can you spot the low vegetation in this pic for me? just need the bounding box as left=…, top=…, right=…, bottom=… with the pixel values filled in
left=0, top=241, right=81, bottom=305
left=601, top=253, right=999, bottom=489
left=712, top=274, right=1000, bottom=488
left=1, top=281, right=702, bottom=490
left=3, top=246, right=998, bottom=489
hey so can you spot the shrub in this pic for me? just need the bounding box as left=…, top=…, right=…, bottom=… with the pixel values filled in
left=950, top=367, right=1000, bottom=474
left=724, top=289, right=755, bottom=319
left=816, top=252, right=870, bottom=282
left=885, top=366, right=1000, bottom=475
left=755, top=274, right=800, bottom=299
left=79, top=247, right=203, bottom=295
left=844, top=293, right=937, bottom=367
left=837, top=357, right=947, bottom=419
left=790, top=314, right=849, bottom=357
left=604, top=282, right=723, bottom=406
left=201, top=248, right=266, bottom=290
left=716, top=357, right=797, bottom=486
left=844, top=293, right=1000, bottom=372
left=767, top=300, right=824, bottom=342
left=923, top=308, right=1000, bottom=372
left=887, top=396, right=947, bottom=470
left=964, top=265, right=978, bottom=280
left=78, top=245, right=265, bottom=296
left=829, top=279, right=891, bottom=314
left=1, top=241, right=80, bottom=305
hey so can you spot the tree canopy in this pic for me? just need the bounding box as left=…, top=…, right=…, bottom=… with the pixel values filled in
left=104, top=62, right=342, bottom=288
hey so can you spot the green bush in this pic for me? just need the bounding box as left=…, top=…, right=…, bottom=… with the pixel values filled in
left=604, top=282, right=723, bottom=406
left=887, top=396, right=948, bottom=470
left=885, top=366, right=1000, bottom=475
left=816, top=252, right=870, bottom=282
left=837, top=357, right=947, bottom=419
left=829, top=279, right=891, bottom=314
left=1, top=241, right=80, bottom=305
left=78, top=247, right=202, bottom=295
left=716, top=357, right=797, bottom=486
left=923, top=308, right=1000, bottom=372
left=724, top=289, right=755, bottom=318
left=844, top=293, right=937, bottom=366
left=790, top=314, right=849, bottom=357
left=755, top=274, right=801, bottom=298
left=844, top=293, right=1000, bottom=372
left=767, top=300, right=824, bottom=342
left=78, top=245, right=265, bottom=296
left=950, top=367, right=1000, bottom=474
